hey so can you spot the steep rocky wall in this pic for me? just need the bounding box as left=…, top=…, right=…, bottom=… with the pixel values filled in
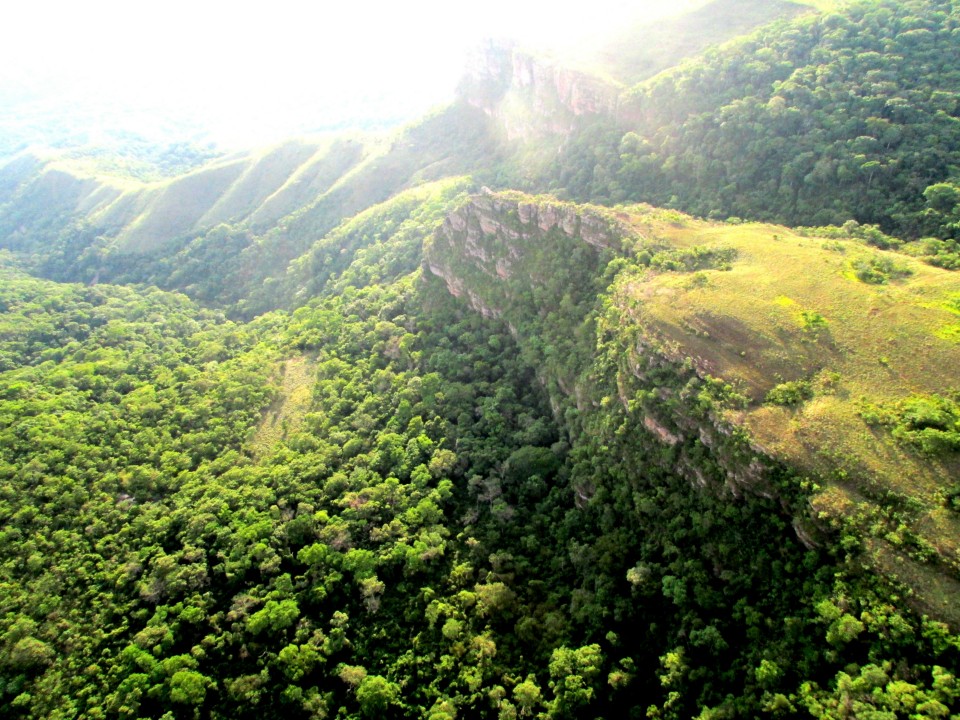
left=424, top=191, right=820, bottom=544
left=457, top=41, right=621, bottom=142
left=426, top=190, right=629, bottom=317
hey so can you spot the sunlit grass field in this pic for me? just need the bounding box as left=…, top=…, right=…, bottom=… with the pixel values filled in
left=616, top=206, right=960, bottom=619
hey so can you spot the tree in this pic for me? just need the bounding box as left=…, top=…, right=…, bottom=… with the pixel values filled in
left=925, top=182, right=960, bottom=214
left=246, top=599, right=300, bottom=635
left=548, top=644, right=603, bottom=716
left=356, top=674, right=399, bottom=716
left=512, top=676, right=543, bottom=717
left=168, top=670, right=212, bottom=705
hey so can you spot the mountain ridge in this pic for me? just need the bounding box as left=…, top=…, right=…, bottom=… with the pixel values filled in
left=5, top=0, right=960, bottom=309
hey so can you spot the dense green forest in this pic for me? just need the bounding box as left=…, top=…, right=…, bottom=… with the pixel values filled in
left=2, top=0, right=960, bottom=718
left=3, top=210, right=959, bottom=717
left=549, top=0, right=960, bottom=240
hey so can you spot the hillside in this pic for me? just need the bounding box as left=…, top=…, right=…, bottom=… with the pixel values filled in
left=554, top=0, right=960, bottom=238
left=425, top=192, right=960, bottom=624
left=0, top=104, right=499, bottom=314
left=1, top=0, right=960, bottom=717
left=2, top=191, right=958, bottom=716
left=581, top=0, right=813, bottom=84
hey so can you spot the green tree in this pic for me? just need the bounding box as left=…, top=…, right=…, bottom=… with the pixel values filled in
left=356, top=674, right=400, bottom=716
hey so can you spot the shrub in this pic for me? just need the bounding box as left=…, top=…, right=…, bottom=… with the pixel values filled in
left=765, top=380, right=814, bottom=406
left=862, top=393, right=960, bottom=455
left=800, top=310, right=829, bottom=336
left=852, top=255, right=913, bottom=284
left=650, top=245, right=737, bottom=272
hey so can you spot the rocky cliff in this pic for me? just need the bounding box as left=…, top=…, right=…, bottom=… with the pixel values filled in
left=424, top=191, right=960, bottom=625
left=457, top=41, right=621, bottom=143
left=453, top=0, right=810, bottom=144
left=426, top=190, right=630, bottom=322
left=424, top=192, right=788, bottom=503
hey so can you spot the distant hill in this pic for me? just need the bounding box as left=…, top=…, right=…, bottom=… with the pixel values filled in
left=552, top=0, right=960, bottom=237
left=0, top=104, right=501, bottom=314
left=575, top=0, right=813, bottom=85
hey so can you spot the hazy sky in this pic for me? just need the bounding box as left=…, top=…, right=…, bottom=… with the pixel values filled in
left=2, top=0, right=699, bottom=146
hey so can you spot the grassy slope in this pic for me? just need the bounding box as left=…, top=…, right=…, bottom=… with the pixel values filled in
left=246, top=137, right=367, bottom=231
left=111, top=158, right=250, bottom=252
left=614, top=206, right=960, bottom=620
left=249, top=354, right=314, bottom=458
left=280, top=105, right=499, bottom=243
left=0, top=136, right=370, bottom=254
left=101, top=136, right=374, bottom=253
left=196, top=139, right=332, bottom=229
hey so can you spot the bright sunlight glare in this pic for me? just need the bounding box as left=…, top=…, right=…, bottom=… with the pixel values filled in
left=2, top=0, right=702, bottom=147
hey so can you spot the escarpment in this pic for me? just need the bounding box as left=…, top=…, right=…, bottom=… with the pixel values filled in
left=425, top=191, right=960, bottom=625
left=425, top=192, right=794, bottom=501
left=425, top=190, right=632, bottom=333
left=458, top=41, right=621, bottom=143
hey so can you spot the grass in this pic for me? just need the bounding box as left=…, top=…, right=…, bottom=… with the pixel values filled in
left=250, top=355, right=314, bottom=458
left=867, top=538, right=960, bottom=628
left=615, top=207, right=960, bottom=618
left=113, top=137, right=358, bottom=253
left=934, top=324, right=960, bottom=344
left=247, top=137, right=368, bottom=231
left=5, top=137, right=370, bottom=256
left=115, top=159, right=248, bottom=252
left=197, top=139, right=327, bottom=229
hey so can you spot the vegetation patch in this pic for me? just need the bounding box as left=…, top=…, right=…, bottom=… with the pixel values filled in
left=861, top=392, right=960, bottom=455
left=250, top=355, right=314, bottom=457
left=944, top=485, right=960, bottom=513
left=905, top=237, right=960, bottom=270
left=648, top=244, right=737, bottom=272
left=852, top=254, right=913, bottom=284
left=798, top=221, right=902, bottom=250
left=943, top=293, right=960, bottom=315
left=765, top=379, right=814, bottom=406
left=935, top=324, right=960, bottom=344
left=798, top=309, right=829, bottom=339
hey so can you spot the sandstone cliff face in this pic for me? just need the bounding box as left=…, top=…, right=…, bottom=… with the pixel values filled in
left=618, top=328, right=787, bottom=503
left=425, top=190, right=628, bottom=318
left=425, top=191, right=814, bottom=540
left=457, top=41, right=620, bottom=142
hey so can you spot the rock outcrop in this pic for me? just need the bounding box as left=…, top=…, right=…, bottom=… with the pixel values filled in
left=424, top=191, right=818, bottom=544
left=457, top=41, right=621, bottom=142
left=426, top=192, right=630, bottom=317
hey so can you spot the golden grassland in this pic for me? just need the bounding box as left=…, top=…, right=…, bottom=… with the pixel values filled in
left=616, top=206, right=960, bottom=618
